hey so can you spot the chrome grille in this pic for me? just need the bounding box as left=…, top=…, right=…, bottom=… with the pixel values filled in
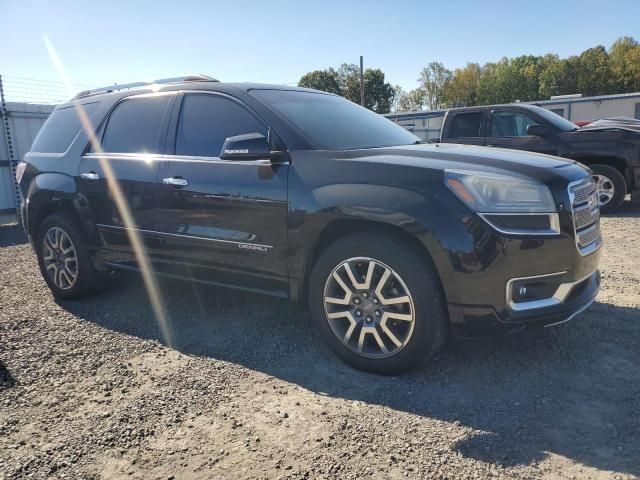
left=569, top=177, right=601, bottom=254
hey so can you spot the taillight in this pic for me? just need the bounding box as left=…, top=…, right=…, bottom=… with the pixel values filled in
left=15, top=162, right=27, bottom=183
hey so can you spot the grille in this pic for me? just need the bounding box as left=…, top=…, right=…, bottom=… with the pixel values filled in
left=569, top=177, right=601, bottom=253
left=578, top=223, right=600, bottom=247
left=573, top=203, right=600, bottom=229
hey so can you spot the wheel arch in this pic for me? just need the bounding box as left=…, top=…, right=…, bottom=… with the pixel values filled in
left=297, top=218, right=447, bottom=306
left=571, top=155, right=631, bottom=188
left=24, top=173, right=87, bottom=241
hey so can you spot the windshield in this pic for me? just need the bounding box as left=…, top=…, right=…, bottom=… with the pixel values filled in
left=530, top=105, right=578, bottom=132
left=251, top=89, right=421, bottom=150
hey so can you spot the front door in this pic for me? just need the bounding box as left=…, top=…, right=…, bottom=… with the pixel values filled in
left=153, top=92, right=289, bottom=294
left=487, top=109, right=558, bottom=155
left=78, top=92, right=176, bottom=266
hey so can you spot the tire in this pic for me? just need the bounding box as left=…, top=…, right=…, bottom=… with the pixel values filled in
left=35, top=213, right=106, bottom=299
left=308, top=232, right=448, bottom=375
left=591, top=164, right=626, bottom=213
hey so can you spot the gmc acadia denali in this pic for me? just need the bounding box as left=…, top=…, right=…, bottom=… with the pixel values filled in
left=17, top=76, right=602, bottom=374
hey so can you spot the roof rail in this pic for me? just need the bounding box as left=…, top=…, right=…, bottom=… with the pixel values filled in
left=71, top=74, right=219, bottom=100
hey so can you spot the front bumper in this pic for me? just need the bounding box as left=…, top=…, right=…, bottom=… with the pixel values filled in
left=448, top=269, right=600, bottom=337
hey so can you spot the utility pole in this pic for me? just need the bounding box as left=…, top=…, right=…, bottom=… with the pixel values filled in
left=359, top=56, right=365, bottom=107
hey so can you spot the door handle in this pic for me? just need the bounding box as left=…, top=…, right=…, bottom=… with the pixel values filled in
left=162, top=177, right=189, bottom=187
left=80, top=171, right=99, bottom=181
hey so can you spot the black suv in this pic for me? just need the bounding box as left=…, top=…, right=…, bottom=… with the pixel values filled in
left=17, top=76, right=601, bottom=374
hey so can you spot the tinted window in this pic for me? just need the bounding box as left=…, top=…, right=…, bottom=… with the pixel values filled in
left=31, top=103, right=99, bottom=153
left=490, top=111, right=538, bottom=137
left=635, top=102, right=640, bottom=120
left=530, top=105, right=577, bottom=132
left=250, top=90, right=420, bottom=150
left=176, top=94, right=266, bottom=157
left=449, top=112, right=482, bottom=138
left=101, top=96, right=171, bottom=154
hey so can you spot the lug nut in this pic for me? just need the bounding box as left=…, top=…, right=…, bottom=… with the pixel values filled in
left=375, top=310, right=381, bottom=317
left=373, top=298, right=379, bottom=304
left=354, top=297, right=361, bottom=305
left=366, top=316, right=373, bottom=323
left=362, top=292, right=369, bottom=298
left=355, top=310, right=362, bottom=317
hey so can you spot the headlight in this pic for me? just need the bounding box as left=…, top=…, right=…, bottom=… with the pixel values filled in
left=444, top=170, right=555, bottom=213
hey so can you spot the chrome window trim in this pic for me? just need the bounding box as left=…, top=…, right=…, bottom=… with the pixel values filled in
left=96, top=224, right=273, bottom=250
left=478, top=212, right=561, bottom=236
left=506, top=269, right=597, bottom=312
left=82, top=152, right=277, bottom=166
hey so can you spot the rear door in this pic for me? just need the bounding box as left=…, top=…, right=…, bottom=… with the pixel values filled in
left=153, top=92, right=289, bottom=294
left=78, top=92, right=176, bottom=265
left=486, top=108, right=558, bottom=155
left=441, top=109, right=486, bottom=146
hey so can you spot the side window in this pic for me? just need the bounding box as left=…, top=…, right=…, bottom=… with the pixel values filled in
left=175, top=94, right=267, bottom=157
left=491, top=111, right=538, bottom=137
left=635, top=102, right=640, bottom=120
left=31, top=103, right=99, bottom=153
left=550, top=108, right=565, bottom=118
left=449, top=112, right=482, bottom=138
left=101, top=96, right=171, bottom=154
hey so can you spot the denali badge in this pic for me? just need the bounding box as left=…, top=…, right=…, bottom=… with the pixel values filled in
left=238, top=243, right=269, bottom=252
left=225, top=149, right=249, bottom=154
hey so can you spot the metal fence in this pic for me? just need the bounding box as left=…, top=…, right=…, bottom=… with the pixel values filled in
left=0, top=75, right=94, bottom=224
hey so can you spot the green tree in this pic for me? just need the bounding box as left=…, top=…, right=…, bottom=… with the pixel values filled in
left=398, top=88, right=426, bottom=111
left=443, top=63, right=482, bottom=107
left=363, top=68, right=395, bottom=113
left=418, top=62, right=452, bottom=109
left=538, top=55, right=578, bottom=98
left=609, top=37, right=640, bottom=92
left=576, top=46, right=613, bottom=96
left=298, top=68, right=342, bottom=95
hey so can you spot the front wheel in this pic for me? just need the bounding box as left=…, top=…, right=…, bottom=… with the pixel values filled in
left=308, top=233, right=448, bottom=375
left=591, top=164, right=627, bottom=213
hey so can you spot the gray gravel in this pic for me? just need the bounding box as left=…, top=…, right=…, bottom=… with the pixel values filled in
left=1, top=202, right=640, bottom=480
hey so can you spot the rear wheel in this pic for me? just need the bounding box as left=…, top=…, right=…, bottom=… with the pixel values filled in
left=591, top=164, right=626, bottom=213
left=35, top=214, right=106, bottom=299
left=308, top=233, right=448, bottom=375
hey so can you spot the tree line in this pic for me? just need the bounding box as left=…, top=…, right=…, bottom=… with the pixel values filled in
left=298, top=36, right=640, bottom=113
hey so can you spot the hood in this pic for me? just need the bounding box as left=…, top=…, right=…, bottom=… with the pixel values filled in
left=578, top=117, right=640, bottom=134
left=345, top=143, right=590, bottom=184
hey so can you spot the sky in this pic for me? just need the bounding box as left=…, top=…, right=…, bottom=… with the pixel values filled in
left=1, top=0, right=639, bottom=95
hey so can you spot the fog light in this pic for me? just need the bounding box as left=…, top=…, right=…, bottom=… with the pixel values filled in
left=510, top=276, right=563, bottom=304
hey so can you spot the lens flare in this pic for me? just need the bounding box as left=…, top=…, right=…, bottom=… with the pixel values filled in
left=43, top=35, right=174, bottom=347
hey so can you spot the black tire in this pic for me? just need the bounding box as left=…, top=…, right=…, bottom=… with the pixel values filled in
left=35, top=213, right=106, bottom=299
left=591, top=164, right=626, bottom=213
left=308, top=232, right=448, bottom=375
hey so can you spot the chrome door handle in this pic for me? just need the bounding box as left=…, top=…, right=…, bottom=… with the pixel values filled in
left=162, top=177, right=188, bottom=187
left=80, top=171, right=99, bottom=181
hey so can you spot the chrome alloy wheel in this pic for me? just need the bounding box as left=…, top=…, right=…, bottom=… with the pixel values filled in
left=42, top=227, right=78, bottom=290
left=592, top=174, right=615, bottom=207
left=323, top=257, right=415, bottom=358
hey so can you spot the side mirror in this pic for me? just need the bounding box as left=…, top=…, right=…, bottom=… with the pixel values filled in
left=219, top=133, right=279, bottom=161
left=526, top=124, right=549, bottom=137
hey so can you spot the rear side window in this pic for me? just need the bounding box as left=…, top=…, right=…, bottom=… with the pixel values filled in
left=31, top=103, right=99, bottom=153
left=448, top=112, right=482, bottom=138
left=101, top=96, right=171, bottom=154
left=175, top=94, right=266, bottom=157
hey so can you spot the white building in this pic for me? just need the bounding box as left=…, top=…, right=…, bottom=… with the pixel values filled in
left=530, top=92, right=640, bottom=122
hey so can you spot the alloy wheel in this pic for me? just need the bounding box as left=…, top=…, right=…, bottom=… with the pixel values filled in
left=42, top=227, right=78, bottom=290
left=592, top=174, right=615, bottom=207
left=323, top=257, right=415, bottom=359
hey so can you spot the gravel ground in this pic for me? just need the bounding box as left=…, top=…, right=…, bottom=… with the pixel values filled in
left=1, top=202, right=639, bottom=480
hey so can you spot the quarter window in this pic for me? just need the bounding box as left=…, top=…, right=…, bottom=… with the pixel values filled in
left=175, top=94, right=266, bottom=157
left=449, top=112, right=482, bottom=138
left=31, top=103, right=99, bottom=153
left=490, top=111, right=538, bottom=137
left=101, top=96, right=171, bottom=154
